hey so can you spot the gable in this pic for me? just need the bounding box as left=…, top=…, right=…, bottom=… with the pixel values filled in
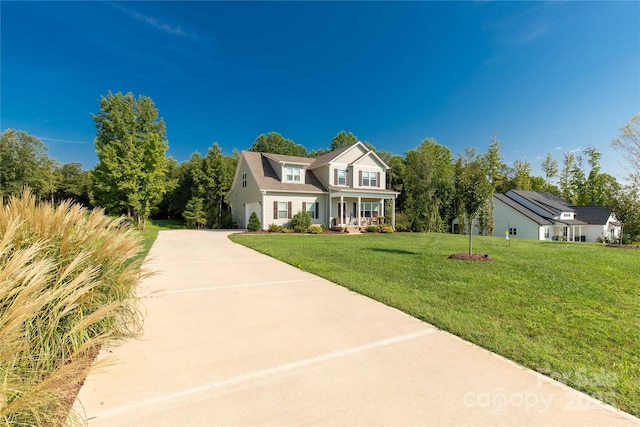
left=238, top=151, right=326, bottom=193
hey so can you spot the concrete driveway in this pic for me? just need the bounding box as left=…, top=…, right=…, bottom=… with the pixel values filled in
left=75, top=230, right=639, bottom=426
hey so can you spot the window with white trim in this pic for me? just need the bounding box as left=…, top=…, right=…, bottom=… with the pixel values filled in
left=360, top=202, right=379, bottom=218
left=544, top=227, right=550, bottom=238
left=241, top=172, right=247, bottom=188
left=509, top=228, right=517, bottom=236
left=285, top=166, right=301, bottom=182
left=362, top=171, right=378, bottom=187
left=278, top=202, right=288, bottom=219
left=337, top=169, right=346, bottom=186
left=307, top=202, right=316, bottom=219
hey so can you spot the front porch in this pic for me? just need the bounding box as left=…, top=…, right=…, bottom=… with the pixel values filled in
left=552, top=224, right=585, bottom=242
left=329, top=189, right=398, bottom=229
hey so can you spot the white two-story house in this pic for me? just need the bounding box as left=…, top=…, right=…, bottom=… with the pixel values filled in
left=227, top=141, right=399, bottom=230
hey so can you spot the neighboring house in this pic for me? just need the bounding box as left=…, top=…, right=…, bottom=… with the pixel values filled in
left=465, top=190, right=619, bottom=242
left=227, top=141, right=399, bottom=230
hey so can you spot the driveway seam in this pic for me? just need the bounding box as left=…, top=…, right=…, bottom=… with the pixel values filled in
left=86, top=328, right=437, bottom=422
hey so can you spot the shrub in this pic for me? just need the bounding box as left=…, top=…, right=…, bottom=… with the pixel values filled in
left=282, top=227, right=293, bottom=233
left=379, top=225, right=395, bottom=233
left=308, top=225, right=323, bottom=234
left=268, top=223, right=283, bottom=233
left=365, top=225, right=378, bottom=233
left=330, top=226, right=345, bottom=232
left=290, top=211, right=312, bottom=233
left=247, top=212, right=261, bottom=231
left=0, top=189, right=147, bottom=425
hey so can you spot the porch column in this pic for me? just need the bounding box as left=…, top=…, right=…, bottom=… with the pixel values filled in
left=380, top=198, right=384, bottom=223
left=392, top=196, right=396, bottom=229
left=340, top=195, right=344, bottom=226
left=357, top=196, right=361, bottom=227
left=328, top=190, right=332, bottom=228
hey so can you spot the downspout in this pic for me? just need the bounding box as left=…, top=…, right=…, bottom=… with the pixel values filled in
left=261, top=191, right=266, bottom=231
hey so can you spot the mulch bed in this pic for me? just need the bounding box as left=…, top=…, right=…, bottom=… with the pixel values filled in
left=606, top=244, right=640, bottom=250
left=448, top=253, right=494, bottom=262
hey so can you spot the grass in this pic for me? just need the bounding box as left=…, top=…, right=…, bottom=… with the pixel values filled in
left=229, top=232, right=640, bottom=417
left=0, top=191, right=149, bottom=426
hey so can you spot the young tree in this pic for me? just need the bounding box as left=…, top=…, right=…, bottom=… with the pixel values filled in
left=559, top=153, right=576, bottom=202
left=247, top=212, right=261, bottom=232
left=183, top=197, right=207, bottom=229
left=458, top=157, right=492, bottom=254
left=91, top=91, right=170, bottom=229
left=611, top=113, right=640, bottom=185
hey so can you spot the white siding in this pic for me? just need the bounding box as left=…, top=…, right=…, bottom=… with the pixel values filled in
left=492, top=196, right=545, bottom=240
left=227, top=158, right=263, bottom=228
left=263, top=193, right=326, bottom=229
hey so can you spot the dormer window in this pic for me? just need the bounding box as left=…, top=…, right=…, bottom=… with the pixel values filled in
left=285, top=166, right=302, bottom=182
left=561, top=212, right=573, bottom=219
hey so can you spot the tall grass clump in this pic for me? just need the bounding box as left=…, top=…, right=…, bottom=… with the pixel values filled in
left=0, top=189, right=148, bottom=425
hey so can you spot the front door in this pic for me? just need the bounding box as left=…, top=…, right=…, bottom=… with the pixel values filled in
left=337, top=202, right=346, bottom=225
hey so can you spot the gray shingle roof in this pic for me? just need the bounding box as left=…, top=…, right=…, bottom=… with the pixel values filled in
left=242, top=151, right=326, bottom=193
left=494, top=193, right=554, bottom=225
left=571, top=205, right=612, bottom=225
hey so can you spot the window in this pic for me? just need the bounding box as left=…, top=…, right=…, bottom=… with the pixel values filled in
left=303, top=201, right=319, bottom=219
left=278, top=202, right=288, bottom=219
left=360, top=202, right=379, bottom=218
left=241, top=172, right=247, bottom=188
left=509, top=228, right=517, bottom=236
left=544, top=227, right=550, bottom=239
left=285, top=166, right=301, bottom=182
left=360, top=171, right=379, bottom=187
left=337, top=169, right=346, bottom=186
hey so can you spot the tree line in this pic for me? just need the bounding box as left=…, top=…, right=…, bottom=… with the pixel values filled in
left=2, top=92, right=638, bottom=241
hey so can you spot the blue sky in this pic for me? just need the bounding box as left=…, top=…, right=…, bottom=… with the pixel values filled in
left=2, top=1, right=638, bottom=179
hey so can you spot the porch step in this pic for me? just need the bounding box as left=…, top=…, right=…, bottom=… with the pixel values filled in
left=345, top=226, right=361, bottom=234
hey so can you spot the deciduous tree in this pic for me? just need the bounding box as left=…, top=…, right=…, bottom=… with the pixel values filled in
left=249, top=132, right=307, bottom=156
left=0, top=129, right=53, bottom=198
left=91, top=91, right=170, bottom=229
left=404, top=139, right=454, bottom=232
left=611, top=113, right=640, bottom=184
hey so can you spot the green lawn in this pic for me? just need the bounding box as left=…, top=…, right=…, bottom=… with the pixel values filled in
left=229, top=232, right=640, bottom=416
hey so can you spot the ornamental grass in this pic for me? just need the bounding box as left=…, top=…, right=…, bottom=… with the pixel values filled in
left=0, top=189, right=148, bottom=426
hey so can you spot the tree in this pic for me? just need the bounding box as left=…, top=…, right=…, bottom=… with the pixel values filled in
left=0, top=129, right=53, bottom=199
left=458, top=156, right=492, bottom=255
left=54, top=162, right=92, bottom=206
left=183, top=197, right=207, bottom=229
left=248, top=132, right=307, bottom=156
left=541, top=152, right=558, bottom=184
left=404, top=139, right=455, bottom=232
left=91, top=91, right=170, bottom=229
left=247, top=212, right=261, bottom=232
left=511, top=159, right=533, bottom=190
left=611, top=113, right=640, bottom=184
left=606, top=185, right=640, bottom=245
left=330, top=130, right=358, bottom=150
left=477, top=133, right=506, bottom=235
left=203, top=143, right=235, bottom=228
left=559, top=153, right=577, bottom=202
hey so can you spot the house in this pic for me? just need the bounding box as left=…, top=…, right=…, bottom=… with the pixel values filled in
left=227, top=141, right=400, bottom=230
left=476, top=190, right=620, bottom=242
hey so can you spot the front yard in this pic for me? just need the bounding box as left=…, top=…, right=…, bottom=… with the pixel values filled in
left=229, top=232, right=640, bottom=417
